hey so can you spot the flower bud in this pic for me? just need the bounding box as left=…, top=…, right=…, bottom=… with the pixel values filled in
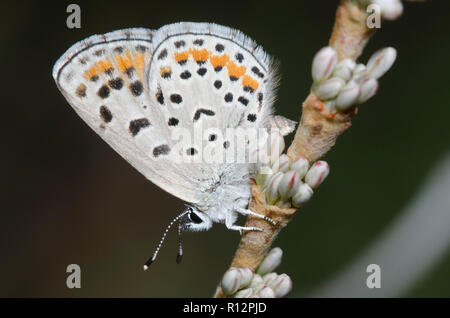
left=290, top=157, right=309, bottom=178
left=257, top=247, right=283, bottom=275
left=305, top=161, right=330, bottom=189
left=262, top=273, right=278, bottom=286
left=267, top=274, right=292, bottom=298
left=250, top=274, right=264, bottom=288
left=292, top=183, right=313, bottom=207
left=333, top=58, right=356, bottom=81
left=358, top=77, right=379, bottom=104
left=266, top=172, right=284, bottom=204
left=314, top=77, right=346, bottom=101
left=373, top=0, right=403, bottom=21
left=221, top=267, right=242, bottom=295
left=237, top=267, right=254, bottom=289
left=366, top=47, right=397, bottom=79
left=234, top=288, right=253, bottom=298
left=271, top=154, right=290, bottom=174
left=221, top=267, right=254, bottom=295
left=324, top=100, right=336, bottom=113
left=335, top=80, right=360, bottom=111
left=278, top=171, right=300, bottom=200
left=312, top=47, right=338, bottom=83
left=352, top=63, right=367, bottom=82
left=258, top=286, right=276, bottom=298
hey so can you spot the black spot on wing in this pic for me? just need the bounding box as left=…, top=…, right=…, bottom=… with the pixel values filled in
left=247, top=114, right=257, bottom=122
left=76, top=84, right=87, bottom=98
left=168, top=117, right=179, bottom=126
left=193, top=39, right=204, bottom=46
left=97, top=85, right=110, bottom=99
left=214, top=80, right=222, bottom=89
left=129, top=118, right=150, bottom=136
left=193, top=109, right=215, bottom=122
left=174, top=40, right=185, bottom=48
left=108, top=78, right=123, bottom=90
left=130, top=81, right=143, bottom=96
left=215, top=44, right=225, bottom=52
left=224, top=93, right=233, bottom=103
left=170, top=94, right=182, bottom=104
left=153, top=144, right=170, bottom=157
left=197, top=68, right=207, bottom=76
left=238, top=96, right=249, bottom=106
left=251, top=66, right=265, bottom=78
left=99, top=105, right=113, bottom=123
left=156, top=87, right=164, bottom=105
left=157, top=48, right=168, bottom=60
left=180, top=70, right=191, bottom=79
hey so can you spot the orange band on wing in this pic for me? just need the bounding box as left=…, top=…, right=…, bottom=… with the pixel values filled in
left=210, top=54, right=230, bottom=68
left=242, top=75, right=259, bottom=91
left=190, top=48, right=210, bottom=63
left=227, top=61, right=246, bottom=79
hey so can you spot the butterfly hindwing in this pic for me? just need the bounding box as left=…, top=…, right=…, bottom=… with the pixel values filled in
left=145, top=22, right=278, bottom=166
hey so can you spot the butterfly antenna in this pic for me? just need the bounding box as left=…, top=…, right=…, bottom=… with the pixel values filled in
left=143, top=210, right=189, bottom=271
left=176, top=221, right=183, bottom=264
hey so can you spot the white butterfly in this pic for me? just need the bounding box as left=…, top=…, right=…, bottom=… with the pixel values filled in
left=53, top=22, right=295, bottom=267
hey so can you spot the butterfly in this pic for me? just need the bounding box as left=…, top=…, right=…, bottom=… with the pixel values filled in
left=52, top=22, right=295, bottom=268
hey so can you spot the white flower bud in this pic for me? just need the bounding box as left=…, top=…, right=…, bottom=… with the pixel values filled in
left=324, top=100, right=336, bottom=113
left=221, top=267, right=254, bottom=295
left=333, top=58, right=356, bottom=81
left=250, top=274, right=264, bottom=288
left=268, top=131, right=285, bottom=163
left=258, top=286, right=276, bottom=298
left=221, top=267, right=242, bottom=295
left=278, top=171, right=300, bottom=200
left=312, top=47, right=338, bottom=83
left=262, top=273, right=278, bottom=286
left=290, top=157, right=309, bottom=178
left=373, top=0, right=403, bottom=21
left=267, top=274, right=293, bottom=298
left=305, top=161, right=330, bottom=189
left=257, top=247, right=283, bottom=275
left=271, top=154, right=290, bottom=174
left=358, top=77, right=379, bottom=104
left=335, top=80, right=361, bottom=111
left=352, top=63, right=367, bottom=82
left=266, top=172, right=284, bottom=204
left=237, top=267, right=254, bottom=289
left=366, top=47, right=397, bottom=79
left=234, top=288, right=254, bottom=298
left=314, top=77, right=346, bottom=101
left=292, top=183, right=313, bottom=207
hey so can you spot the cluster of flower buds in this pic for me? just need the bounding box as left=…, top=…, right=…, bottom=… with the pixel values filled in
left=221, top=247, right=292, bottom=298
left=311, top=46, right=397, bottom=113
left=258, top=154, right=329, bottom=208
left=251, top=129, right=329, bottom=208
left=361, top=0, right=403, bottom=20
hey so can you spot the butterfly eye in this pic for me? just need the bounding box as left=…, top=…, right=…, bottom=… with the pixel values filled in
left=189, top=211, right=203, bottom=224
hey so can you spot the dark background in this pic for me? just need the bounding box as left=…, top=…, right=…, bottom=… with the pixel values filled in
left=2, top=0, right=450, bottom=297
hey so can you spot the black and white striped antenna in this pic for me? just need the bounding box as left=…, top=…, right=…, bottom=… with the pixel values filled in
left=143, top=210, right=189, bottom=270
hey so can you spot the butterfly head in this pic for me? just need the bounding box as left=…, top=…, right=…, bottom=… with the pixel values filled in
left=180, top=204, right=213, bottom=232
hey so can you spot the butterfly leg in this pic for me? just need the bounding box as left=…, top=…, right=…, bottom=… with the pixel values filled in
left=225, top=212, right=263, bottom=235
left=235, top=208, right=277, bottom=226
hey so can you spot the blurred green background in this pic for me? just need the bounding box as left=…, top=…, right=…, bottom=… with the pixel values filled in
left=2, top=0, right=450, bottom=297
